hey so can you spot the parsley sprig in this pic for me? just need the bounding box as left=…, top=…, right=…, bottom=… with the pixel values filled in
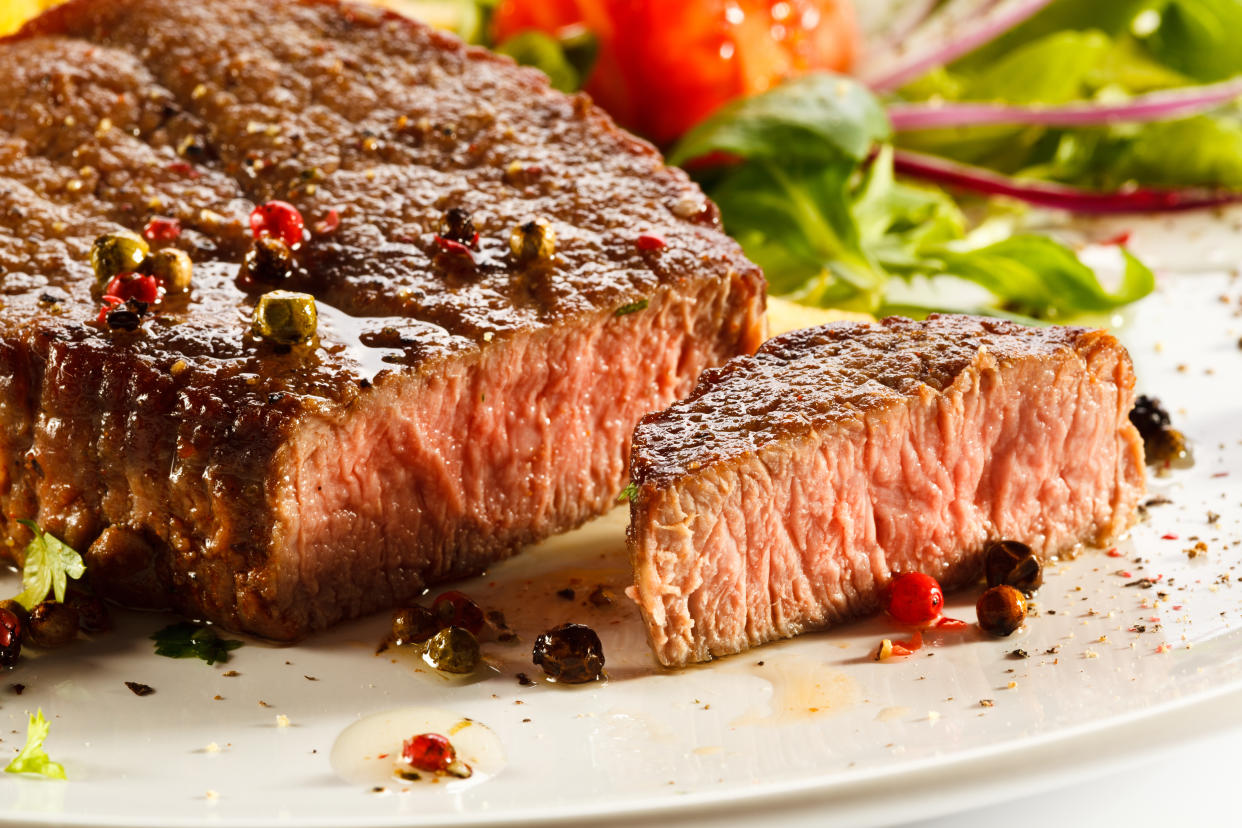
left=151, top=622, right=243, bottom=665
left=4, top=709, right=66, bottom=780
left=13, top=520, right=85, bottom=611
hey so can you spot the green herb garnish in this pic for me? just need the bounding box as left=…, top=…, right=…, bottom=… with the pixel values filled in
left=151, top=622, right=243, bottom=665
left=617, top=482, right=639, bottom=503
left=614, top=299, right=649, bottom=317
left=4, top=709, right=66, bottom=780
left=671, top=73, right=1154, bottom=318
left=13, top=520, right=85, bottom=611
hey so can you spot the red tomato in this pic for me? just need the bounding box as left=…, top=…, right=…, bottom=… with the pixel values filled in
left=492, top=0, right=859, bottom=146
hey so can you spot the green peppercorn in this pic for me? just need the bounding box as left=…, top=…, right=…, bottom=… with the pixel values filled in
left=984, top=540, right=1043, bottom=593
left=424, top=626, right=480, bottom=674
left=146, top=248, right=194, bottom=294
left=252, top=290, right=317, bottom=345
left=976, top=585, right=1026, bottom=637
left=509, top=218, right=556, bottom=263
left=90, top=230, right=150, bottom=290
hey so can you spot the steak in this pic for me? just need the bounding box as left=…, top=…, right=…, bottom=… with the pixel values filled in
left=627, top=315, right=1144, bottom=666
left=0, top=0, right=765, bottom=638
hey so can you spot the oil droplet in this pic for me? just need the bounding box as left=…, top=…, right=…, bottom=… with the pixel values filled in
left=730, top=654, right=858, bottom=726
left=331, top=707, right=504, bottom=789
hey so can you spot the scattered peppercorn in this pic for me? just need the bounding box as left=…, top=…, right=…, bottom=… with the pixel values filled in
left=104, top=272, right=161, bottom=305
left=510, top=218, right=556, bottom=263
left=147, top=248, right=194, bottom=294
left=124, top=681, right=155, bottom=697
left=556, top=587, right=575, bottom=601
left=249, top=200, right=305, bottom=248
left=26, top=600, right=79, bottom=649
left=1130, top=395, right=1191, bottom=466
left=439, top=207, right=477, bottom=246
left=984, top=540, right=1043, bottom=593
left=882, top=572, right=944, bottom=626
left=104, top=299, right=148, bottom=331
left=240, top=237, right=295, bottom=288
left=976, top=586, right=1026, bottom=637
left=532, top=623, right=605, bottom=684
left=391, top=606, right=438, bottom=645
left=252, top=290, right=317, bottom=345
left=424, top=626, right=480, bottom=674
left=401, top=733, right=456, bottom=773
left=142, top=216, right=182, bottom=242
left=90, top=230, right=149, bottom=290
left=516, top=672, right=535, bottom=686
left=0, top=606, right=22, bottom=668
left=431, top=591, right=485, bottom=637
left=485, top=609, right=518, bottom=643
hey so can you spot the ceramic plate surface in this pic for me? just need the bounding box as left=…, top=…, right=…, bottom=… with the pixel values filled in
left=1, top=213, right=1240, bottom=828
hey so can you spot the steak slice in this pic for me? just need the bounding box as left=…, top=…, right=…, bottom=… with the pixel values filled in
left=628, top=315, right=1144, bottom=666
left=0, top=0, right=765, bottom=639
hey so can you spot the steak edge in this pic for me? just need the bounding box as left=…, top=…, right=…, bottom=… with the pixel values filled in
left=0, top=0, right=765, bottom=638
left=627, top=315, right=1145, bottom=667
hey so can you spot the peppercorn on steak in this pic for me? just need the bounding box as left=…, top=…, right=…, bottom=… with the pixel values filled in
left=0, top=0, right=765, bottom=639
left=627, top=316, right=1145, bottom=667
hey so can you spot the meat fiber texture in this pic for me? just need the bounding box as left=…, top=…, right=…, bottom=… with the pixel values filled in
left=0, top=0, right=765, bottom=639
left=627, top=315, right=1145, bottom=667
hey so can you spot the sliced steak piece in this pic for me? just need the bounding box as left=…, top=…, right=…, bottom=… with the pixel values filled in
left=0, top=0, right=765, bottom=639
left=628, top=315, right=1144, bottom=666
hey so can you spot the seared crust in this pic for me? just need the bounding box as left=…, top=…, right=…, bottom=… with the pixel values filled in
left=632, top=315, right=1099, bottom=487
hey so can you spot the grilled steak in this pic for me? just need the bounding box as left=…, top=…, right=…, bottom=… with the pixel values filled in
left=628, top=315, right=1144, bottom=666
left=0, top=0, right=765, bottom=638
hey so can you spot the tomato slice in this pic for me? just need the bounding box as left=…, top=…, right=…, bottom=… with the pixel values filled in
left=492, top=0, right=858, bottom=145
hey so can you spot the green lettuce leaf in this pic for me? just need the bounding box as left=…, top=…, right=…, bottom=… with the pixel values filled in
left=13, top=520, right=85, bottom=611
left=672, top=74, right=1154, bottom=318
left=893, top=0, right=1242, bottom=190
left=4, top=709, right=67, bottom=780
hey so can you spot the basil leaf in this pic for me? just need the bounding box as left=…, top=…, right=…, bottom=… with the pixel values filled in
left=669, top=73, right=891, bottom=167
left=152, top=622, right=243, bottom=666
left=4, top=709, right=66, bottom=780
left=13, top=520, right=85, bottom=611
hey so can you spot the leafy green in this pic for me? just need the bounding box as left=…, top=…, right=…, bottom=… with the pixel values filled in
left=4, top=709, right=66, bottom=780
left=670, top=74, right=890, bottom=167
left=151, top=622, right=243, bottom=666
left=12, top=520, right=85, bottom=611
left=494, top=26, right=596, bottom=93
left=617, top=482, right=638, bottom=503
left=893, top=0, right=1242, bottom=191
left=672, top=74, right=1153, bottom=318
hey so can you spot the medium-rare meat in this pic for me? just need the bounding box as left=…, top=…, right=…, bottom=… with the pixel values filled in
left=627, top=315, right=1144, bottom=666
left=0, top=0, right=765, bottom=639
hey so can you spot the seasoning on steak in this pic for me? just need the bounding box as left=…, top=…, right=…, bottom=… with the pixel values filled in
left=0, top=0, right=765, bottom=639
left=627, top=315, right=1145, bottom=667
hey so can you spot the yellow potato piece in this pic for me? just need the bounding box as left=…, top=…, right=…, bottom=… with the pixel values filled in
left=765, top=296, right=873, bottom=339
left=0, top=0, right=64, bottom=36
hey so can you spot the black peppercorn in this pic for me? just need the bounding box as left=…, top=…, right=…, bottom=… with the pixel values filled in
left=976, top=586, right=1026, bottom=637
left=440, top=207, right=476, bottom=245
left=392, top=606, right=438, bottom=645
left=532, top=623, right=605, bottom=683
left=984, top=540, right=1043, bottom=593
left=26, top=601, right=79, bottom=649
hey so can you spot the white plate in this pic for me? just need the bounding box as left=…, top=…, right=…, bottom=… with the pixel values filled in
left=1, top=214, right=1240, bottom=828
